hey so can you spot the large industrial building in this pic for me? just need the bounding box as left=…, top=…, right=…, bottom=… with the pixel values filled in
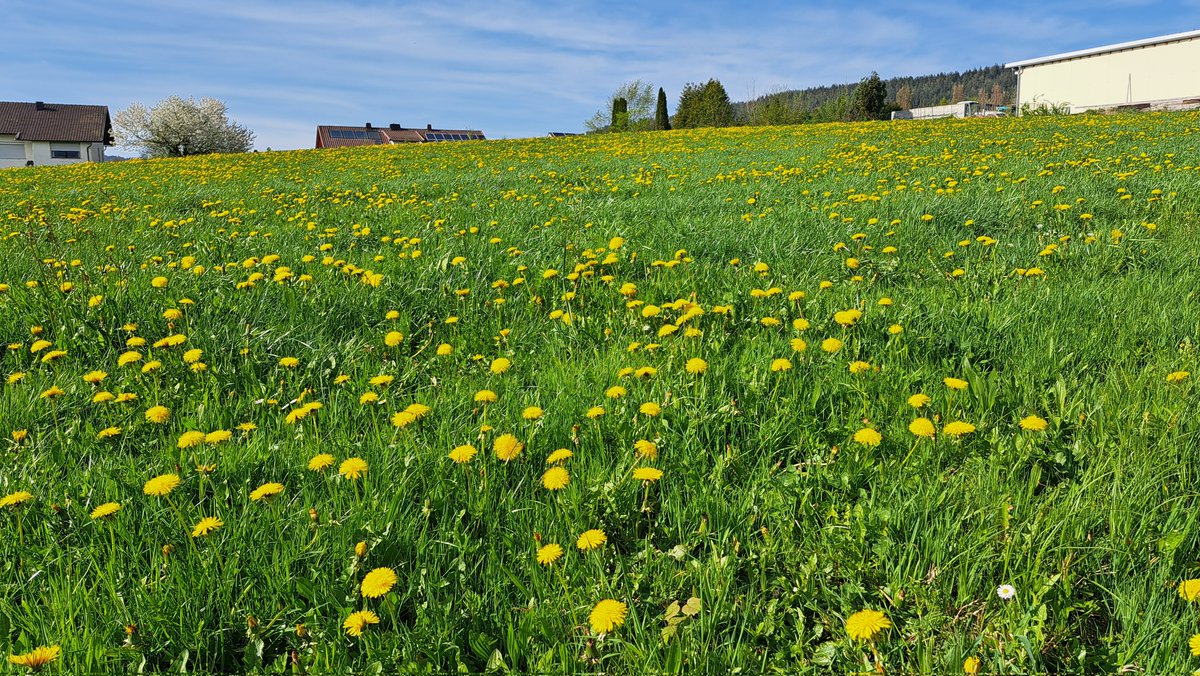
left=1006, top=29, right=1200, bottom=114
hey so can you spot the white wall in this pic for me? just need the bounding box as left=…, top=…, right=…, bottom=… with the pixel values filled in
left=0, top=134, right=30, bottom=169
left=0, top=141, right=105, bottom=169
left=1018, top=37, right=1200, bottom=111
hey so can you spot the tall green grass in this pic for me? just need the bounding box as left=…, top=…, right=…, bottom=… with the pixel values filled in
left=2, top=112, right=1200, bottom=673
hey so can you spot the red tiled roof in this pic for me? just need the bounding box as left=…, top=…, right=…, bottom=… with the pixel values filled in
left=0, top=101, right=112, bottom=143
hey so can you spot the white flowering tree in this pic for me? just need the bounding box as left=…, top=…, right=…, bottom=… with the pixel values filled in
left=113, top=96, right=254, bottom=158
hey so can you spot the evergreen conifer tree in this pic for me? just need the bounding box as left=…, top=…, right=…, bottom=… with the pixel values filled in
left=655, top=88, right=671, bottom=130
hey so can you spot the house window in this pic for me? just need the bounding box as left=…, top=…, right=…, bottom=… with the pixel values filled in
left=0, top=143, right=25, bottom=160
left=50, top=143, right=81, bottom=159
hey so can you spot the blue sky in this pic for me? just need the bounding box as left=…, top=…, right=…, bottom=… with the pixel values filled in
left=3, top=0, right=1198, bottom=151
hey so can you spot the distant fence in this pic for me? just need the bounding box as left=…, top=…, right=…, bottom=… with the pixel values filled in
left=892, top=101, right=1007, bottom=120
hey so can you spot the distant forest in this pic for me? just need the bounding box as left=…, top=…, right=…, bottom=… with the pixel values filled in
left=735, top=65, right=1017, bottom=124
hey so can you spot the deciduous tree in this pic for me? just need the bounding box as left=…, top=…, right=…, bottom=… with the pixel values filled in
left=585, top=80, right=656, bottom=132
left=113, top=96, right=254, bottom=158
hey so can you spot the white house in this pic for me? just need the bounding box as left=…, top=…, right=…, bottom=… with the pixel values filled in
left=0, top=101, right=113, bottom=169
left=1005, top=29, right=1200, bottom=114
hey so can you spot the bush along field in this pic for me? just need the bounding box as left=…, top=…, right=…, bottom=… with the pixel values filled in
left=2, top=112, right=1200, bottom=674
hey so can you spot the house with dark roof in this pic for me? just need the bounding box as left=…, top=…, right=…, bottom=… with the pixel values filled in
left=315, top=122, right=484, bottom=149
left=0, top=101, right=113, bottom=168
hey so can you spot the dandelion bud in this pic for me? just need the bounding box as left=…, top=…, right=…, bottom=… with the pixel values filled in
left=309, top=508, right=319, bottom=523
left=162, top=544, right=174, bottom=558
left=355, top=541, right=366, bottom=558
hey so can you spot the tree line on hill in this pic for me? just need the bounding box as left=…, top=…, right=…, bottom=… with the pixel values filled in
left=585, top=65, right=1016, bottom=132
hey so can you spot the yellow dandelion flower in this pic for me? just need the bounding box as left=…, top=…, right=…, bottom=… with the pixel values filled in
left=1019, top=415, right=1048, bottom=431
left=41, top=386, right=66, bottom=399
left=205, top=430, right=232, bottom=445
left=90, top=501, right=122, bottom=520
left=97, top=426, right=121, bottom=439
left=845, top=608, right=890, bottom=641
left=854, top=428, right=882, bottom=447
left=943, top=377, right=969, bottom=390
left=577, top=529, right=607, bottom=551
left=585, top=406, right=606, bottom=419
left=384, top=331, right=404, bottom=347
left=474, top=389, right=498, bottom=404
left=40, top=349, right=67, bottom=363
left=770, top=358, right=792, bottom=372
left=494, top=434, right=524, bottom=461
left=522, top=406, right=544, bottom=420
left=589, top=599, right=628, bottom=634
left=1179, top=579, right=1200, bottom=601
left=821, top=338, right=843, bottom=353
left=833, top=309, right=863, bottom=327
left=339, top=457, right=368, bottom=480
left=546, top=448, right=574, bottom=464
left=145, top=405, right=170, bottom=423
left=0, top=491, right=34, bottom=509
left=907, top=393, right=930, bottom=408
left=849, top=360, right=871, bottom=374
left=249, top=482, right=284, bottom=502
left=605, top=385, right=627, bottom=399
left=639, top=401, right=662, bottom=416
left=537, top=543, right=563, bottom=565
left=963, top=656, right=981, bottom=674
left=177, top=430, right=205, bottom=449
left=1191, top=633, right=1200, bottom=657
left=391, top=410, right=417, bottom=428
left=943, top=421, right=976, bottom=438
left=143, top=473, right=180, bottom=497
left=490, top=357, right=512, bottom=374
left=542, top=466, right=570, bottom=490
left=82, top=370, right=108, bottom=384
left=1167, top=370, right=1191, bottom=383
left=361, top=567, right=398, bottom=598
left=182, top=348, right=203, bottom=364
left=908, top=418, right=936, bottom=438
left=448, top=444, right=477, bottom=464
left=191, top=516, right=224, bottom=538
left=685, top=358, right=708, bottom=374
left=634, top=439, right=658, bottom=459
left=633, top=467, right=663, bottom=482
left=308, top=453, right=335, bottom=471
left=343, top=610, right=380, bottom=637
left=7, top=645, right=60, bottom=669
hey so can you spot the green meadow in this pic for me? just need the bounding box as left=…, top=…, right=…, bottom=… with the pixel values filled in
left=2, top=112, right=1200, bottom=673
